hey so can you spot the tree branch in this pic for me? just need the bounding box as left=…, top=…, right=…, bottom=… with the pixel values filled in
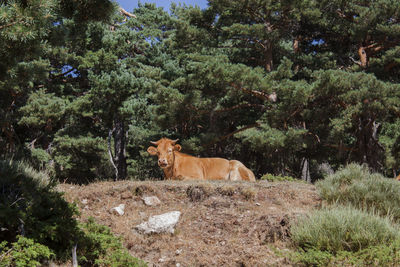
left=108, top=128, right=118, bottom=178
left=231, top=82, right=277, bottom=102
left=119, top=7, right=136, bottom=18
left=203, top=123, right=260, bottom=148
left=214, top=103, right=265, bottom=113
left=0, top=21, right=20, bottom=30
left=51, top=68, right=76, bottom=79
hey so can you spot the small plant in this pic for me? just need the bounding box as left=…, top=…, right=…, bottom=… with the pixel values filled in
left=0, top=160, right=79, bottom=259
left=0, top=236, right=54, bottom=267
left=316, top=163, right=400, bottom=222
left=217, top=185, right=236, bottom=196
left=260, top=173, right=298, bottom=182
left=240, top=187, right=257, bottom=200
left=289, top=239, right=400, bottom=267
left=186, top=184, right=211, bottom=201
left=77, top=218, right=147, bottom=267
left=291, top=206, right=399, bottom=253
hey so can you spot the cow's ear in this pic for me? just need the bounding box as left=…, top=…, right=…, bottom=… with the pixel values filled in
left=147, top=146, right=158, bottom=155
left=174, top=144, right=181, bottom=151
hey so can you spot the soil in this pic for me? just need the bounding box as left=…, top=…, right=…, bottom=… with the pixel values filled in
left=58, top=180, right=321, bottom=267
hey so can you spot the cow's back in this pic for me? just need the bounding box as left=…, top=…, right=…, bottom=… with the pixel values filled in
left=171, top=152, right=254, bottom=181
left=171, top=153, right=230, bottom=180
left=199, top=157, right=230, bottom=180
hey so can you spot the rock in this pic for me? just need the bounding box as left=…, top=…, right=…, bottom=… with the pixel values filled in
left=81, top=198, right=88, bottom=205
left=135, top=211, right=181, bottom=234
left=142, top=196, right=161, bottom=206
left=110, top=204, right=125, bottom=216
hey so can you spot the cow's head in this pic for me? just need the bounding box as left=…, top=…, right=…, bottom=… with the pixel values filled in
left=147, top=138, right=181, bottom=168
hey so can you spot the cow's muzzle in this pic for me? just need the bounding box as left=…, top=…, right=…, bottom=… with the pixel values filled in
left=158, top=159, right=168, bottom=168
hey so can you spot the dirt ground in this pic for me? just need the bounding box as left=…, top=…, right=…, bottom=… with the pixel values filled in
left=58, top=180, right=321, bottom=266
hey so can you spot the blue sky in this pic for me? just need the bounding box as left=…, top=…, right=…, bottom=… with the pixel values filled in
left=116, top=0, right=209, bottom=12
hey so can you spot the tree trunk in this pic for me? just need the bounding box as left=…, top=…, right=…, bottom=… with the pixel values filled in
left=264, top=42, right=273, bottom=72
left=113, top=116, right=127, bottom=180
left=293, top=37, right=300, bottom=53
left=356, top=117, right=383, bottom=171
left=301, top=157, right=311, bottom=183
left=358, top=46, right=368, bottom=67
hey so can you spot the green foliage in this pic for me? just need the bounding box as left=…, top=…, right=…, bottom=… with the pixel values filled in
left=290, top=240, right=400, bottom=267
left=291, top=206, right=399, bottom=253
left=77, top=218, right=147, bottom=267
left=0, top=160, right=79, bottom=259
left=1, top=0, right=400, bottom=182
left=0, top=236, right=54, bottom=267
left=289, top=164, right=400, bottom=266
left=52, top=134, right=112, bottom=183
left=316, top=164, right=400, bottom=221
left=0, top=160, right=146, bottom=265
left=260, top=173, right=298, bottom=182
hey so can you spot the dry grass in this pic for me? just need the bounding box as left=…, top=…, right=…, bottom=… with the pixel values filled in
left=58, top=180, right=321, bottom=266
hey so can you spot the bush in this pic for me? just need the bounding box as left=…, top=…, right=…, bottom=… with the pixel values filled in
left=291, top=240, right=400, bottom=267
left=0, top=160, right=146, bottom=266
left=77, top=218, right=147, bottom=267
left=316, top=163, right=400, bottom=221
left=0, top=236, right=54, bottom=267
left=0, top=160, right=79, bottom=259
left=291, top=206, right=399, bottom=253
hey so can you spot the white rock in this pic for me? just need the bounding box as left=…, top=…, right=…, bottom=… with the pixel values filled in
left=81, top=199, right=88, bottom=205
left=110, top=204, right=125, bottom=216
left=135, top=211, right=181, bottom=234
left=142, top=196, right=161, bottom=206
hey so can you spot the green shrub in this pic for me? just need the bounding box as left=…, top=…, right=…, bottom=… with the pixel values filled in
left=0, top=160, right=146, bottom=266
left=0, top=236, right=54, bottom=267
left=291, top=239, right=400, bottom=267
left=316, top=163, right=400, bottom=221
left=0, top=160, right=79, bottom=259
left=260, top=173, right=298, bottom=182
left=78, top=218, right=147, bottom=267
left=291, top=206, right=399, bottom=253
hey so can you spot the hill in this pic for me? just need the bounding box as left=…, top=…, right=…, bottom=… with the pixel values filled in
left=58, top=180, right=320, bottom=266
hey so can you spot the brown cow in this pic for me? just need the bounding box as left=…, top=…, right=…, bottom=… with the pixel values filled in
left=147, top=138, right=256, bottom=181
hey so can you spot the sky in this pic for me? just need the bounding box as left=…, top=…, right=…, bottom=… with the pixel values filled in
left=116, top=0, right=209, bottom=12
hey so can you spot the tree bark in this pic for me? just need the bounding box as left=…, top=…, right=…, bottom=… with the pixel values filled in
left=264, top=42, right=273, bottom=72
left=72, top=244, right=78, bottom=267
left=358, top=46, right=368, bottom=67
left=113, top=117, right=127, bottom=180
left=356, top=118, right=383, bottom=171
left=301, top=157, right=311, bottom=183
